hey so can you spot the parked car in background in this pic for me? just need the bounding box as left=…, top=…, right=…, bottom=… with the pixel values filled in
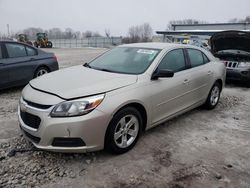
left=210, top=30, right=250, bottom=84
left=0, top=41, right=59, bottom=90
left=18, top=43, right=225, bottom=154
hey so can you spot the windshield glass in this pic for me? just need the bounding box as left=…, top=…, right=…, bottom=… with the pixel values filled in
left=88, top=47, right=160, bottom=74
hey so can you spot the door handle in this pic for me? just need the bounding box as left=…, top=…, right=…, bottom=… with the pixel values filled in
left=208, top=71, right=212, bottom=75
left=29, top=58, right=35, bottom=61
left=183, top=79, right=189, bottom=84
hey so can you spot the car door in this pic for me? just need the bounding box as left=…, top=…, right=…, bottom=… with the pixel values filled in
left=149, top=48, right=192, bottom=125
left=4, top=42, right=38, bottom=86
left=0, top=43, right=10, bottom=89
left=184, top=48, right=214, bottom=106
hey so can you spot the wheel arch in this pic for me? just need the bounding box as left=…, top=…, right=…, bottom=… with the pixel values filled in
left=33, top=65, right=51, bottom=78
left=215, top=78, right=223, bottom=90
left=111, top=101, right=148, bottom=132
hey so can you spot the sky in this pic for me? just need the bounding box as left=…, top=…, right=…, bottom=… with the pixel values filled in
left=0, top=0, right=249, bottom=36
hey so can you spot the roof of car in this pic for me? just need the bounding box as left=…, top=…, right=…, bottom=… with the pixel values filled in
left=120, top=42, right=194, bottom=50
left=0, top=40, right=21, bottom=43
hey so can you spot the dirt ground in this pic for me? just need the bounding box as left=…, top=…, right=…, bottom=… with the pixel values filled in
left=0, top=48, right=250, bottom=188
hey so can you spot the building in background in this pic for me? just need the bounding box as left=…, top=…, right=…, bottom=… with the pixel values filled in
left=171, top=22, right=250, bottom=31
left=155, top=22, right=250, bottom=46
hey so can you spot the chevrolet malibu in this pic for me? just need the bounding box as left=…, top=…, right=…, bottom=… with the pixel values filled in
left=18, top=43, right=226, bottom=154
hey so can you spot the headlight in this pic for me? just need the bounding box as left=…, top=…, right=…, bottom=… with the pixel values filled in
left=238, top=62, right=250, bottom=68
left=50, top=94, right=105, bottom=117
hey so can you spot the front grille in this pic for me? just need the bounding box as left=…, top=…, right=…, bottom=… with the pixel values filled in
left=20, top=111, right=41, bottom=130
left=225, top=61, right=238, bottom=68
left=23, top=99, right=52, bottom=109
left=52, top=138, right=86, bottom=147
left=20, top=126, right=41, bottom=143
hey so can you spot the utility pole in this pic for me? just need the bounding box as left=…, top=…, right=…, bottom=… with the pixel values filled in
left=7, top=24, right=10, bottom=36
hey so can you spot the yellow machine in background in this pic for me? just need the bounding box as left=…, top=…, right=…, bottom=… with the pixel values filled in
left=18, top=34, right=33, bottom=46
left=33, top=33, right=53, bottom=48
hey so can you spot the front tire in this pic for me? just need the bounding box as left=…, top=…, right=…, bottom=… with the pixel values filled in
left=105, top=107, right=142, bottom=154
left=47, top=41, right=53, bottom=48
left=204, top=82, right=221, bottom=109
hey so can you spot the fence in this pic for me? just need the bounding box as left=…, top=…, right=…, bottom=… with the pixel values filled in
left=50, top=37, right=122, bottom=48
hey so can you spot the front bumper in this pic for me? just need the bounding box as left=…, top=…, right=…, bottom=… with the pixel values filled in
left=226, top=67, right=250, bottom=81
left=18, top=98, right=111, bottom=153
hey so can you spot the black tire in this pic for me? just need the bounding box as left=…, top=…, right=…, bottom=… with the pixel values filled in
left=204, top=82, right=221, bottom=109
left=105, top=107, right=142, bottom=154
left=47, top=41, right=53, bottom=48
left=34, top=67, right=49, bottom=78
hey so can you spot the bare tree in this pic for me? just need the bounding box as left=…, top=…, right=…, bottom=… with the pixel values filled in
left=65, top=28, right=74, bottom=39
left=228, top=18, right=241, bottom=23
left=84, top=30, right=93, bottom=38
left=92, top=32, right=102, bottom=37
left=23, top=27, right=44, bottom=39
left=128, top=25, right=141, bottom=42
left=228, top=16, right=250, bottom=23
left=75, top=31, right=81, bottom=39
left=166, top=19, right=208, bottom=30
left=48, top=28, right=63, bottom=39
left=105, top=29, right=111, bottom=38
left=127, top=23, right=153, bottom=43
left=140, top=23, right=153, bottom=42
left=245, top=16, right=250, bottom=22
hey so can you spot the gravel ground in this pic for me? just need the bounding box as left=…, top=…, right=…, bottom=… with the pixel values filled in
left=0, top=48, right=250, bottom=188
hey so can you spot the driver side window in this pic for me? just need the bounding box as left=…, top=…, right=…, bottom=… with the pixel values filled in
left=158, top=49, right=186, bottom=73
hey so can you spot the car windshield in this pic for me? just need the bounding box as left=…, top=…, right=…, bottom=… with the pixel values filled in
left=87, top=47, right=160, bottom=74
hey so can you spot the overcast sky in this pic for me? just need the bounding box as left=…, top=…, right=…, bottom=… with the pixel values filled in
left=0, top=0, right=249, bottom=36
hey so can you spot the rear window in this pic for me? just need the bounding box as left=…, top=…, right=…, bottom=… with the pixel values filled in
left=26, top=46, right=37, bottom=56
left=158, top=49, right=186, bottom=72
left=203, top=53, right=210, bottom=63
left=187, top=49, right=204, bottom=67
left=6, top=43, right=27, bottom=58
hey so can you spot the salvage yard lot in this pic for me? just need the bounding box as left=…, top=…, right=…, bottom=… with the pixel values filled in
left=0, top=48, right=250, bottom=188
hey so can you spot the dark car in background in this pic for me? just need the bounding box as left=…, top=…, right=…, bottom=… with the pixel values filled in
left=0, top=41, right=58, bottom=90
left=210, top=31, right=250, bottom=85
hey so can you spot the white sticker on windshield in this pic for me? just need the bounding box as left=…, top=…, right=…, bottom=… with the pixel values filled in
left=137, top=49, right=156, bottom=55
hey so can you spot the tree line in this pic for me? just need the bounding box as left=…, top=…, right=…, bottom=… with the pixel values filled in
left=1, top=16, right=249, bottom=42
left=22, top=28, right=102, bottom=40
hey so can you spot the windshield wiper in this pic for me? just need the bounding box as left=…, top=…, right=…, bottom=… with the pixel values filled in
left=98, top=68, right=115, bottom=73
left=83, top=63, right=92, bottom=68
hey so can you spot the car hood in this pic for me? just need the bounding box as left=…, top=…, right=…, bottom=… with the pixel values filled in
left=29, top=65, right=137, bottom=100
left=210, top=30, right=250, bottom=54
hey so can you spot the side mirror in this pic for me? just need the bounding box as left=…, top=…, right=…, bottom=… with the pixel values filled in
left=151, top=69, right=174, bottom=80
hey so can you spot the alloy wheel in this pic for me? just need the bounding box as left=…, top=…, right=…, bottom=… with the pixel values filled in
left=210, top=85, right=220, bottom=106
left=36, top=69, right=48, bottom=77
left=114, top=115, right=139, bottom=148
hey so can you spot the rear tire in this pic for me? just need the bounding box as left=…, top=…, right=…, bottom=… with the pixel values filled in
left=47, top=41, right=53, bottom=48
left=105, top=107, right=142, bottom=154
left=34, top=67, right=49, bottom=78
left=204, top=82, right=221, bottom=109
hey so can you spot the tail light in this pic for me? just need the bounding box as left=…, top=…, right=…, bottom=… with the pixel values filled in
left=53, top=54, right=57, bottom=62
